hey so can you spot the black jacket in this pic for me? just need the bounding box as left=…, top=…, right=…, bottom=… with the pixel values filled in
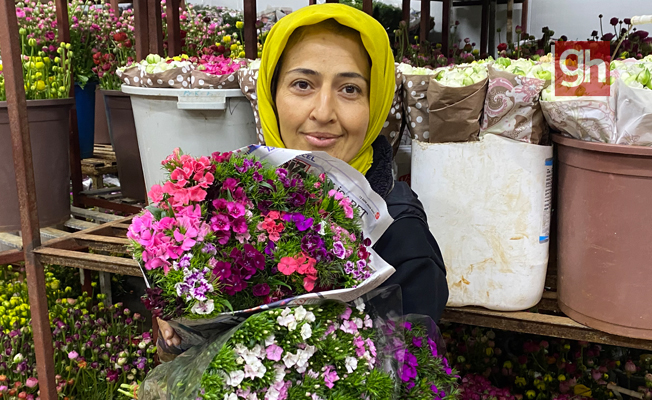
left=366, top=136, right=449, bottom=322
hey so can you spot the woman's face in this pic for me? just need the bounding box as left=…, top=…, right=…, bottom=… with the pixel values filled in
left=275, top=27, right=371, bottom=163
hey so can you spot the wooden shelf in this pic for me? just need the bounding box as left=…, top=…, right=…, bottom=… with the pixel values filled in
left=441, top=294, right=652, bottom=351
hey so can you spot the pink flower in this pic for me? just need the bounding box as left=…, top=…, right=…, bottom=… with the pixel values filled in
left=210, top=214, right=230, bottom=231
left=323, top=365, right=339, bottom=388
left=340, top=307, right=352, bottom=320
left=148, top=184, right=164, bottom=203
left=278, top=257, right=297, bottom=275
left=227, top=202, right=246, bottom=218
left=68, top=351, right=79, bottom=360
left=266, top=344, right=283, bottom=361
left=25, top=378, right=37, bottom=388
left=231, top=217, right=248, bottom=234
left=303, top=275, right=317, bottom=292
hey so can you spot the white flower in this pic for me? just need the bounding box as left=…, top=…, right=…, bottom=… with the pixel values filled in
left=345, top=356, right=358, bottom=373
left=283, top=351, right=299, bottom=368
left=277, top=312, right=297, bottom=330
left=244, top=358, right=267, bottom=379
left=300, top=323, right=312, bottom=340
left=191, top=299, right=215, bottom=315
left=274, top=363, right=286, bottom=383
left=224, top=394, right=238, bottom=400
left=295, top=346, right=316, bottom=373
left=363, top=315, right=373, bottom=329
left=287, top=320, right=297, bottom=331
left=354, top=298, right=365, bottom=313
left=227, top=370, right=245, bottom=387
left=294, top=306, right=307, bottom=321
left=318, top=221, right=326, bottom=235
left=251, top=344, right=265, bottom=359
left=264, top=335, right=276, bottom=347
left=304, top=311, right=316, bottom=323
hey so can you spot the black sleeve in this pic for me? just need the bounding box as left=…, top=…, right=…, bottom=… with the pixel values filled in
left=374, top=215, right=449, bottom=323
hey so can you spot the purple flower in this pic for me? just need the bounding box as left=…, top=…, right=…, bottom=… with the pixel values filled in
left=332, top=241, right=346, bottom=259
left=264, top=241, right=276, bottom=256
left=252, top=171, right=263, bottom=182
left=275, top=168, right=288, bottom=178
left=403, top=322, right=412, bottom=331
left=252, top=283, right=271, bottom=297
left=210, top=260, right=232, bottom=280
left=227, top=202, right=246, bottom=218
left=323, top=365, right=340, bottom=389
left=231, top=217, right=249, bottom=234
left=257, top=200, right=272, bottom=214
left=431, top=385, right=439, bottom=394
left=344, top=261, right=355, bottom=274
left=210, top=213, right=230, bottom=231
left=235, top=158, right=253, bottom=173
left=289, top=192, right=306, bottom=207
left=179, top=253, right=193, bottom=268
left=202, top=243, right=217, bottom=255
left=222, top=177, right=239, bottom=191
left=413, top=337, right=423, bottom=348
left=106, top=369, right=119, bottom=382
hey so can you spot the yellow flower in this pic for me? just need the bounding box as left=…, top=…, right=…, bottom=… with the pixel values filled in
left=230, top=43, right=238, bottom=51
left=525, top=390, right=536, bottom=399
left=535, top=379, right=546, bottom=391
left=485, top=347, right=494, bottom=356
left=574, top=384, right=592, bottom=397
left=503, top=361, right=513, bottom=369
left=543, top=374, right=553, bottom=383
left=236, top=21, right=244, bottom=29
left=515, top=376, right=527, bottom=387
left=172, top=56, right=182, bottom=62
left=223, top=35, right=232, bottom=43
left=238, top=51, right=245, bottom=58
left=0, top=64, right=3, bottom=72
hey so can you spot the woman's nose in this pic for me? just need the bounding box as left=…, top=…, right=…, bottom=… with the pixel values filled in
left=309, top=87, right=336, bottom=124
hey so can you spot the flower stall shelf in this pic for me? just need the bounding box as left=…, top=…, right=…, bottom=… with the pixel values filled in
left=121, top=85, right=256, bottom=191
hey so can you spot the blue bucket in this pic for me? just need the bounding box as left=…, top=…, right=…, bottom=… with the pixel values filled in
left=74, top=82, right=97, bottom=159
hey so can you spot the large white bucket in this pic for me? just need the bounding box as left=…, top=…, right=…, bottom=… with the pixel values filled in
left=411, top=135, right=553, bottom=311
left=122, top=86, right=258, bottom=192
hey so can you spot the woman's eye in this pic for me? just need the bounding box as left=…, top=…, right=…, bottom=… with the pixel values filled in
left=292, top=80, right=310, bottom=90
left=343, top=85, right=361, bottom=95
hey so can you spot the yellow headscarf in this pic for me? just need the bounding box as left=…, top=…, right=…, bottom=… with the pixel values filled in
left=257, top=3, right=395, bottom=175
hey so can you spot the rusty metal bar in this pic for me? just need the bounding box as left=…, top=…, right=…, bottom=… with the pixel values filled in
left=0, top=249, right=25, bottom=264
left=520, top=0, right=529, bottom=35
left=402, top=0, right=410, bottom=27
left=488, top=0, right=496, bottom=57
left=80, top=195, right=143, bottom=214
left=506, top=0, right=513, bottom=43
left=243, top=0, right=257, bottom=60
left=34, top=248, right=142, bottom=276
left=362, top=0, right=373, bottom=15
left=309, top=0, right=316, bottom=5
left=134, top=0, right=150, bottom=61
left=480, top=0, right=489, bottom=55
left=442, top=0, right=451, bottom=56
left=165, top=0, right=182, bottom=57
left=420, top=0, right=430, bottom=44
left=148, top=0, right=164, bottom=55
left=0, top=0, right=57, bottom=397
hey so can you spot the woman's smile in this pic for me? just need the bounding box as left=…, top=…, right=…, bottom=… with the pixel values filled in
left=301, top=131, right=343, bottom=148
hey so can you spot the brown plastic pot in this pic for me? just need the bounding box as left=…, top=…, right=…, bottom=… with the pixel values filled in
left=0, top=98, right=75, bottom=232
left=553, top=134, right=652, bottom=340
left=94, top=87, right=111, bottom=144
left=102, top=89, right=147, bottom=201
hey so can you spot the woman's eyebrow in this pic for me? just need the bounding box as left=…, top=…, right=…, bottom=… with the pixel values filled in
left=286, top=69, right=368, bottom=83
left=336, top=72, right=368, bottom=83
left=287, top=68, right=319, bottom=76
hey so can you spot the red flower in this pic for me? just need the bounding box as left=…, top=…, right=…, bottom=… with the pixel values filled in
left=113, top=32, right=127, bottom=42
left=124, top=39, right=132, bottom=48
left=497, top=43, right=508, bottom=52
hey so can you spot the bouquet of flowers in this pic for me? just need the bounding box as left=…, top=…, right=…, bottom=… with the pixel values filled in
left=136, top=289, right=459, bottom=400
left=128, top=146, right=393, bottom=335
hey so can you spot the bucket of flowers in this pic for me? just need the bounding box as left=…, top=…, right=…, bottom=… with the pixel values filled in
left=0, top=30, right=74, bottom=231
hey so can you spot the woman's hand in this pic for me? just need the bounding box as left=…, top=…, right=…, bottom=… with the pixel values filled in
left=157, top=318, right=181, bottom=347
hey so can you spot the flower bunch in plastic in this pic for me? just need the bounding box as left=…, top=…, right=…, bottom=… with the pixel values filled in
left=196, top=302, right=394, bottom=400
left=397, top=320, right=459, bottom=400
left=128, top=149, right=375, bottom=319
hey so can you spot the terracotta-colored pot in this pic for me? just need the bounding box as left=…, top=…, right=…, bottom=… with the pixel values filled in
left=0, top=98, right=75, bottom=232
left=554, top=134, right=652, bottom=340
left=102, top=90, right=147, bottom=201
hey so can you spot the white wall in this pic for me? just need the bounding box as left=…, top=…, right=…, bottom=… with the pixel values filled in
left=188, top=0, right=650, bottom=51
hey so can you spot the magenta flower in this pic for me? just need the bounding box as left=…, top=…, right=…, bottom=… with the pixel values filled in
left=323, top=365, right=340, bottom=389
left=210, top=213, right=231, bottom=231
left=252, top=283, right=270, bottom=297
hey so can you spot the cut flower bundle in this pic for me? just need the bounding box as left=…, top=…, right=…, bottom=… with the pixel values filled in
left=128, top=148, right=376, bottom=320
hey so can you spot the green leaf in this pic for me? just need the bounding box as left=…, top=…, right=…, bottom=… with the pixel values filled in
left=217, top=298, right=233, bottom=312
left=268, top=278, right=292, bottom=290
left=145, top=205, right=164, bottom=220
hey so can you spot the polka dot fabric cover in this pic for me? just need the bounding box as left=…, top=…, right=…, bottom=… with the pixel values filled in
left=237, top=67, right=264, bottom=145
left=379, top=65, right=404, bottom=154
left=403, top=74, right=434, bottom=141
left=191, top=70, right=240, bottom=90
left=118, top=65, right=194, bottom=89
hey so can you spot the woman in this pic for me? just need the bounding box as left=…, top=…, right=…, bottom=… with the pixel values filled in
left=158, top=3, right=448, bottom=351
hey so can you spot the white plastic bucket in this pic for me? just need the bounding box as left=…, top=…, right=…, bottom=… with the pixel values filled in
left=122, top=86, right=258, bottom=192
left=411, top=134, right=553, bottom=311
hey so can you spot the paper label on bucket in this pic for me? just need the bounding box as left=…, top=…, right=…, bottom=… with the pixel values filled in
left=540, top=157, right=553, bottom=243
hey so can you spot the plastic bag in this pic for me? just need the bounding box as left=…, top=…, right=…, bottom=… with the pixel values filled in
left=140, top=286, right=405, bottom=400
